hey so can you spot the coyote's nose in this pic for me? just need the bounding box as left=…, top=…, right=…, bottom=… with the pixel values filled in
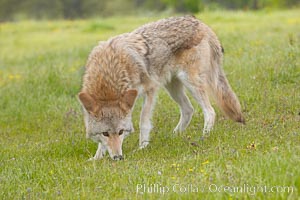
left=113, top=155, right=123, bottom=161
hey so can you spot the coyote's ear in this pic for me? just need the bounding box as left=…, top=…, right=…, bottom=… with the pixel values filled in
left=78, top=92, right=97, bottom=113
left=123, top=89, right=138, bottom=109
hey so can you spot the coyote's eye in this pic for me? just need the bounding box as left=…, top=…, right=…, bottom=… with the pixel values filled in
left=118, top=129, right=124, bottom=135
left=102, top=132, right=109, bottom=137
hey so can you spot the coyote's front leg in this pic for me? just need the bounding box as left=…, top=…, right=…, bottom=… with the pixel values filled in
left=88, top=143, right=107, bottom=161
left=139, top=89, right=157, bottom=149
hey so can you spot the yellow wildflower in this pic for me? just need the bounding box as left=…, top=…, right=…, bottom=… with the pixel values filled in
left=202, top=160, right=209, bottom=165
left=247, top=141, right=256, bottom=150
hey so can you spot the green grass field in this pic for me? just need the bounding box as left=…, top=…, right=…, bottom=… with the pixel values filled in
left=0, top=10, right=299, bottom=199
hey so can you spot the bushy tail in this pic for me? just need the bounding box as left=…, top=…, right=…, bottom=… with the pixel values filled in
left=208, top=40, right=245, bottom=124
left=212, top=70, right=245, bottom=124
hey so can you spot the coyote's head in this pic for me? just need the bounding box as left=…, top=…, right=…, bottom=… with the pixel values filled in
left=78, top=89, right=137, bottom=160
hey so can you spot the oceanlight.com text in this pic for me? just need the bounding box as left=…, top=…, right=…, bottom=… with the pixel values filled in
left=136, top=183, right=294, bottom=195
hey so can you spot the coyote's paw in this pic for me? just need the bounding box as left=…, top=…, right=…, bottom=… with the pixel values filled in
left=173, top=127, right=180, bottom=134
left=139, top=141, right=149, bottom=149
left=202, top=128, right=211, bottom=136
left=87, top=156, right=103, bottom=161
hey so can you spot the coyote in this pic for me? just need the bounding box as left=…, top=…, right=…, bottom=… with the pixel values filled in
left=78, top=16, right=245, bottom=160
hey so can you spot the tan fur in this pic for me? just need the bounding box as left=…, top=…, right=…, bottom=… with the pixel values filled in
left=78, top=16, right=245, bottom=160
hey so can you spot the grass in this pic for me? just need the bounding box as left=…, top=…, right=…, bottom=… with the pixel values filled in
left=0, top=10, right=299, bottom=199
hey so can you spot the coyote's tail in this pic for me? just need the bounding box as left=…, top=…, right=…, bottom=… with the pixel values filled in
left=208, top=39, right=245, bottom=124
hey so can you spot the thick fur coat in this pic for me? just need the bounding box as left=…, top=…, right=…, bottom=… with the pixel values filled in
left=79, top=16, right=245, bottom=160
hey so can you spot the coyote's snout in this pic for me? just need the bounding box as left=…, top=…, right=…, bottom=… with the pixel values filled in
left=78, top=16, right=245, bottom=161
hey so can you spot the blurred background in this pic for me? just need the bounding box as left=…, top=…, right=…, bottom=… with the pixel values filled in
left=0, top=0, right=299, bottom=21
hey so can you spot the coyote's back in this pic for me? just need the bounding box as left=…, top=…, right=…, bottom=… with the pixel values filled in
left=134, top=16, right=204, bottom=53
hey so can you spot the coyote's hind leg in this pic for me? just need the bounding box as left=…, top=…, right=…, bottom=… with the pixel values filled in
left=165, top=77, right=194, bottom=133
